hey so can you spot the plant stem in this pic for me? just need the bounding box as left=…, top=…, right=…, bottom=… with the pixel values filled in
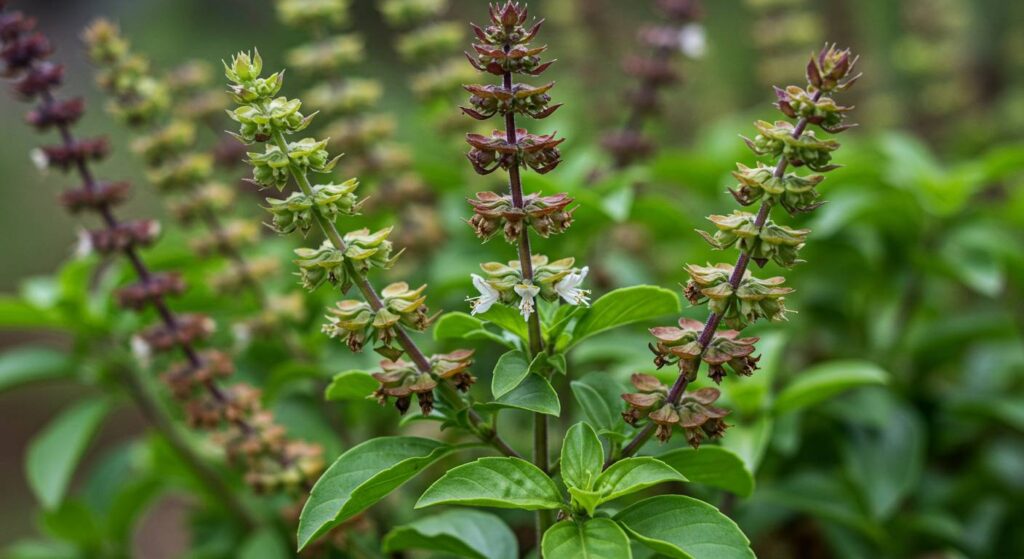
left=122, top=364, right=258, bottom=529
left=271, top=130, right=522, bottom=460
left=501, top=63, right=552, bottom=542
left=608, top=92, right=823, bottom=467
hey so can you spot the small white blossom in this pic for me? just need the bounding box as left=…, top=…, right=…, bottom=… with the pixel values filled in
left=678, top=23, right=706, bottom=59
left=131, top=335, right=152, bottom=368
left=514, top=281, right=540, bottom=321
left=554, top=266, right=591, bottom=307
left=468, top=273, right=500, bottom=315
left=30, top=148, right=49, bottom=172
left=73, top=229, right=93, bottom=259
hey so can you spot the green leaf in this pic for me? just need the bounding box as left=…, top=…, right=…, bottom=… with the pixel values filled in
left=239, top=528, right=289, bottom=559
left=434, top=312, right=486, bottom=339
left=480, top=305, right=530, bottom=341
left=297, top=437, right=455, bottom=551
left=571, top=377, right=625, bottom=436
left=774, top=360, right=890, bottom=415
left=841, top=395, right=925, bottom=520
left=569, top=286, right=680, bottom=348
left=560, top=422, right=604, bottom=491
left=615, top=495, right=754, bottom=559
left=720, top=416, right=773, bottom=474
left=416, top=457, right=563, bottom=511
left=26, top=399, right=110, bottom=510
left=0, top=296, right=65, bottom=330
left=383, top=510, right=518, bottom=559
left=434, top=312, right=510, bottom=347
left=542, top=518, right=632, bottom=559
left=0, top=347, right=72, bottom=393
left=491, top=350, right=531, bottom=398
left=479, top=373, right=561, bottom=416
left=657, top=447, right=754, bottom=497
left=592, top=457, right=686, bottom=505
left=324, top=370, right=377, bottom=401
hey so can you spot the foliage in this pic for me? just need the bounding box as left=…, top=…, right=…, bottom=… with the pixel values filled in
left=1, top=0, right=1023, bottom=558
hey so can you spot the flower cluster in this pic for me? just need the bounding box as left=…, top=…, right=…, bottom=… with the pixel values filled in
left=730, top=163, right=826, bottom=214
left=462, top=82, right=560, bottom=120
left=600, top=0, right=705, bottom=169
left=684, top=263, right=792, bottom=329
left=5, top=7, right=322, bottom=495
left=466, top=129, right=563, bottom=175
left=696, top=211, right=810, bottom=268
left=622, top=374, right=729, bottom=447
left=621, top=45, right=860, bottom=451
left=648, top=318, right=760, bottom=383
left=371, top=349, right=476, bottom=414
left=467, top=191, right=574, bottom=242
left=322, top=282, right=435, bottom=355
left=293, top=228, right=398, bottom=291
left=461, top=2, right=589, bottom=338
left=265, top=179, right=361, bottom=235
left=228, top=52, right=483, bottom=426
left=743, top=120, right=839, bottom=172
left=469, top=256, right=590, bottom=320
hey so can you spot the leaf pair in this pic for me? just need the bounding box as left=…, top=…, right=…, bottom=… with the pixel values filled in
left=561, top=422, right=685, bottom=516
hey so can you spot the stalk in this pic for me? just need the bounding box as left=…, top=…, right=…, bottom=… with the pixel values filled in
left=269, top=129, right=521, bottom=459
left=611, top=47, right=860, bottom=466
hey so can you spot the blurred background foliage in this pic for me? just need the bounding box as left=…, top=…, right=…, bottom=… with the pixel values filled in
left=1, top=0, right=1023, bottom=557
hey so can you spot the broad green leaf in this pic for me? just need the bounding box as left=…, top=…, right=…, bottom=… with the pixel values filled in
left=542, top=518, right=632, bottom=559
left=842, top=395, right=924, bottom=519
left=570, top=377, right=624, bottom=436
left=615, top=495, right=754, bottom=559
left=434, top=312, right=486, bottom=339
left=491, top=350, right=531, bottom=398
left=383, top=510, right=518, bottom=559
left=324, top=370, right=377, bottom=401
left=592, top=457, right=686, bottom=505
left=434, top=312, right=510, bottom=347
left=566, top=486, right=604, bottom=518
left=239, top=528, right=289, bottom=559
left=657, top=447, right=754, bottom=497
left=479, top=373, right=560, bottom=416
left=560, top=422, right=604, bottom=491
left=0, top=296, right=65, bottom=330
left=774, top=360, right=890, bottom=414
left=298, top=437, right=455, bottom=551
left=720, top=416, right=773, bottom=474
left=26, top=399, right=110, bottom=510
left=480, top=305, right=530, bottom=341
left=569, top=286, right=680, bottom=348
left=0, top=347, right=72, bottom=393
left=416, top=457, right=563, bottom=511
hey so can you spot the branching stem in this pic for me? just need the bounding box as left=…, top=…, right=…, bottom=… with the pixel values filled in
left=270, top=130, right=522, bottom=460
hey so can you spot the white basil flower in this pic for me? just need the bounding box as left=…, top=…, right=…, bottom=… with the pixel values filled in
left=554, top=266, right=591, bottom=306
left=514, top=281, right=540, bottom=321
left=678, top=23, right=706, bottom=59
left=468, top=273, right=500, bottom=315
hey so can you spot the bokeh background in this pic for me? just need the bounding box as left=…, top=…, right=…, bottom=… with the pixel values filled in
left=1, top=0, right=1023, bottom=557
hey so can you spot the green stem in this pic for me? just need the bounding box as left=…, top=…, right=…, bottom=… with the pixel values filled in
left=270, top=130, right=522, bottom=460
left=500, top=65, right=552, bottom=545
